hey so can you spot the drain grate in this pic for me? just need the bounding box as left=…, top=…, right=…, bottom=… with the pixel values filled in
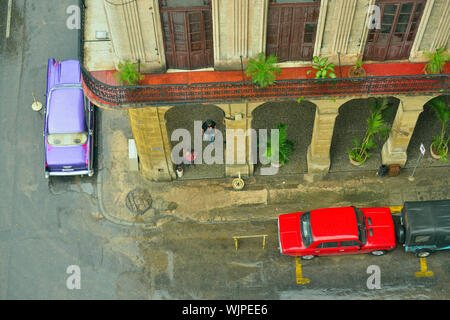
left=125, top=188, right=152, bottom=215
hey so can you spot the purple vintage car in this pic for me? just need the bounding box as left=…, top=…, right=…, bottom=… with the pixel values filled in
left=44, top=58, right=94, bottom=178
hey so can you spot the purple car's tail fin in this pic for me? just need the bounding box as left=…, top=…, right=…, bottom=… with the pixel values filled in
left=46, top=59, right=81, bottom=91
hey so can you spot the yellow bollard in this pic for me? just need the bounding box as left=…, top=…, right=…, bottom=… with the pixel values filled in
left=389, top=206, right=403, bottom=213
left=414, top=258, right=434, bottom=278
left=296, top=257, right=310, bottom=285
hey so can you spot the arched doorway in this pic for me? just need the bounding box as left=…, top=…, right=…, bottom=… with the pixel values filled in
left=330, top=97, right=399, bottom=172
left=165, top=104, right=225, bottom=179
left=251, top=100, right=316, bottom=175
left=406, top=95, right=450, bottom=169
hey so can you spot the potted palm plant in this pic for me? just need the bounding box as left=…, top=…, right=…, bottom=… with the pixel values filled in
left=245, top=53, right=281, bottom=88
left=423, top=46, right=449, bottom=74
left=347, top=98, right=391, bottom=166
left=261, top=123, right=295, bottom=167
left=429, top=97, right=450, bottom=162
left=348, top=59, right=366, bottom=78
left=113, top=60, right=144, bottom=86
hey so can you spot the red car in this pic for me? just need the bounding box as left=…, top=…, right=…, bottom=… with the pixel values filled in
left=278, top=206, right=396, bottom=259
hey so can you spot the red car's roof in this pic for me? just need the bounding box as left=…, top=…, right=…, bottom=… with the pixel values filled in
left=310, top=207, right=359, bottom=242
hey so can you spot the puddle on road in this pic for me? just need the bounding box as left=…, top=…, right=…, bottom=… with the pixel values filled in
left=48, top=176, right=97, bottom=206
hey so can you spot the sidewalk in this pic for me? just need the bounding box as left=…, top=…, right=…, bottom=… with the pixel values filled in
left=83, top=2, right=450, bottom=228
left=96, top=109, right=450, bottom=229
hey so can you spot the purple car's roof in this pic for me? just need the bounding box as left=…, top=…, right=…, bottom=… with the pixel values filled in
left=47, top=87, right=86, bottom=133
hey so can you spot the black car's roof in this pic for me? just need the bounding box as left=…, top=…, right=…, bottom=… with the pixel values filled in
left=403, top=200, right=450, bottom=241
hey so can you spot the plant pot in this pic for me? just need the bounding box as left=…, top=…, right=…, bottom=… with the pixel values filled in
left=348, top=67, right=366, bottom=78
left=271, top=162, right=282, bottom=168
left=349, top=155, right=362, bottom=166
left=424, top=68, right=441, bottom=75
left=430, top=143, right=448, bottom=160
left=176, top=166, right=183, bottom=178
left=349, top=148, right=367, bottom=166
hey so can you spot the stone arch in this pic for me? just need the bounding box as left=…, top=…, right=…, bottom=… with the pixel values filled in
left=381, top=94, right=439, bottom=167
left=251, top=99, right=317, bottom=174
left=406, top=94, right=450, bottom=168
left=330, top=96, right=399, bottom=172
left=164, top=104, right=226, bottom=179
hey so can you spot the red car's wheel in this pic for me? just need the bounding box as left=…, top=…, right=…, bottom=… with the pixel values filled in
left=370, top=250, right=387, bottom=256
left=301, top=255, right=316, bottom=260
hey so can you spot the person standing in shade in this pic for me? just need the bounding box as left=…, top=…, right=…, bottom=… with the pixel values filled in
left=182, top=148, right=198, bottom=166
left=202, top=119, right=217, bottom=143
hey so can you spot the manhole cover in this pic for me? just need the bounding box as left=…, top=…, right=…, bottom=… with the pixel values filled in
left=125, top=188, right=152, bottom=215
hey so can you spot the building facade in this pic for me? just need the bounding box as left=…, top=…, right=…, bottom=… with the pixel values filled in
left=85, top=0, right=449, bottom=181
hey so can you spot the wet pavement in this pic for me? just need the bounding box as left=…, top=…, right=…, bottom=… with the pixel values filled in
left=0, top=0, right=140, bottom=299
left=1, top=0, right=449, bottom=301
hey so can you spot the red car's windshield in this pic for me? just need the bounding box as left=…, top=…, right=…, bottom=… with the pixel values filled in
left=300, top=212, right=313, bottom=247
left=354, top=207, right=367, bottom=245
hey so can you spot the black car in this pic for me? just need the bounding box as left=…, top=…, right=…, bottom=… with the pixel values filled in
left=396, top=200, right=450, bottom=257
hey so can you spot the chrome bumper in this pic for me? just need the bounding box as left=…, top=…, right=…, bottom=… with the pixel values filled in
left=277, top=217, right=283, bottom=254
left=46, top=169, right=93, bottom=178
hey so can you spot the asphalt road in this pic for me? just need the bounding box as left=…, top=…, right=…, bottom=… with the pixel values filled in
left=0, top=0, right=448, bottom=301
left=0, top=0, right=135, bottom=299
left=132, top=218, right=450, bottom=300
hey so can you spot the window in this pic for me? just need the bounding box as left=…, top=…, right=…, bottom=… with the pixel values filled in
left=364, top=0, right=426, bottom=61
left=47, top=132, right=88, bottom=146
left=414, top=235, right=431, bottom=243
left=317, top=241, right=339, bottom=249
left=270, top=0, right=318, bottom=3
left=354, top=207, right=367, bottom=245
left=300, top=212, right=313, bottom=247
left=340, top=240, right=360, bottom=247
left=161, top=0, right=210, bottom=8
left=266, top=1, right=320, bottom=61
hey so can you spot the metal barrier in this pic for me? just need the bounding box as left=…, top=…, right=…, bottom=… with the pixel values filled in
left=232, top=235, right=268, bottom=251
left=80, top=64, right=449, bottom=108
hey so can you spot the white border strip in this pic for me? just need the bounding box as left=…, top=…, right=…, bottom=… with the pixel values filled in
left=6, top=0, right=12, bottom=39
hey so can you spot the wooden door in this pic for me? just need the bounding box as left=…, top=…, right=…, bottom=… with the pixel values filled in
left=364, top=0, right=425, bottom=61
left=266, top=1, right=320, bottom=62
left=160, top=4, right=213, bottom=69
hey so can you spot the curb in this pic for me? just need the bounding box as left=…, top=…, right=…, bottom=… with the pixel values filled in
left=96, top=161, right=450, bottom=227
left=96, top=168, right=161, bottom=229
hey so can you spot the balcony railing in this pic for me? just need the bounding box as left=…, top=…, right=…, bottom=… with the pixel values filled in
left=80, top=65, right=449, bottom=108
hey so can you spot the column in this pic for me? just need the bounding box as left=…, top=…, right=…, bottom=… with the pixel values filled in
left=330, top=0, right=358, bottom=60
left=212, top=0, right=268, bottom=70
left=218, top=102, right=257, bottom=177
left=103, top=0, right=165, bottom=73
left=128, top=106, right=174, bottom=181
left=381, top=95, right=435, bottom=167
left=307, top=98, right=349, bottom=173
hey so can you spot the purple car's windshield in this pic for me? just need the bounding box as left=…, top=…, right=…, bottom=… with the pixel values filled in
left=47, top=132, right=88, bottom=146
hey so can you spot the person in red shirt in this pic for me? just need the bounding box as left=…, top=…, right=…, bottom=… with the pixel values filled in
left=182, top=148, right=198, bottom=166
